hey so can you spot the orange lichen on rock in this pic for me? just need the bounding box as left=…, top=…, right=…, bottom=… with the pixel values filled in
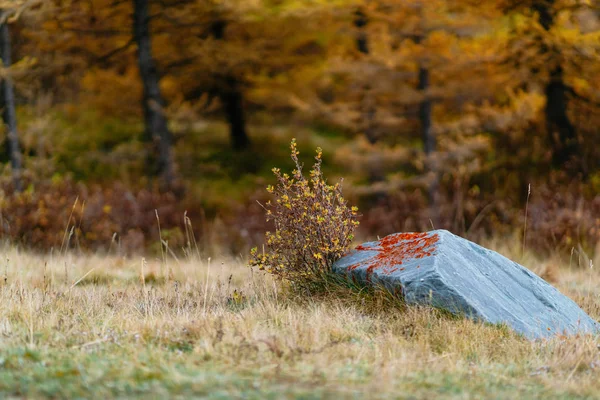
left=346, top=232, right=439, bottom=282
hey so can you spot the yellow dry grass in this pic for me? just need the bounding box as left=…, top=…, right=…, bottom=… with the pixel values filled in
left=0, top=241, right=599, bottom=399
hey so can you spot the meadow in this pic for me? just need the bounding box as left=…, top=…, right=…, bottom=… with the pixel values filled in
left=0, top=240, right=599, bottom=399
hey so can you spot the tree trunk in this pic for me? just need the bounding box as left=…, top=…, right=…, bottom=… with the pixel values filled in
left=417, top=65, right=440, bottom=226
left=418, top=67, right=435, bottom=155
left=209, top=20, right=250, bottom=151
left=132, top=0, right=175, bottom=187
left=545, top=65, right=579, bottom=169
left=0, top=16, right=22, bottom=192
left=354, top=9, right=369, bottom=54
left=355, top=7, right=384, bottom=184
left=220, top=77, right=250, bottom=151
left=354, top=8, right=377, bottom=142
left=533, top=0, right=580, bottom=171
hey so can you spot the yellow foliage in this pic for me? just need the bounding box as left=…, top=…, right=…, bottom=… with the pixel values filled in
left=249, top=139, right=359, bottom=287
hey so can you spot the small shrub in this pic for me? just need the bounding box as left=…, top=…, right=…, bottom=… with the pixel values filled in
left=249, top=139, right=359, bottom=288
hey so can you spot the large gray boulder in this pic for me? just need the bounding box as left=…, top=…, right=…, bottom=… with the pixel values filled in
left=333, top=230, right=598, bottom=339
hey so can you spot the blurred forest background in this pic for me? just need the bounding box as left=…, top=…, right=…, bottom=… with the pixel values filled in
left=0, top=0, right=599, bottom=258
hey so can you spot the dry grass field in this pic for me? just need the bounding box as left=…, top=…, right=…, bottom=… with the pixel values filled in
left=0, top=240, right=599, bottom=399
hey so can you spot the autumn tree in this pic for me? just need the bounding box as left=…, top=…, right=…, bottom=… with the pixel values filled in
left=133, top=0, right=175, bottom=187
left=297, top=0, right=503, bottom=229
left=0, top=5, right=27, bottom=191
left=17, top=0, right=178, bottom=185
left=149, top=1, right=347, bottom=152
left=144, top=1, right=259, bottom=151
left=353, top=5, right=380, bottom=161
left=148, top=1, right=253, bottom=150
left=502, top=0, right=600, bottom=174
left=207, top=15, right=250, bottom=151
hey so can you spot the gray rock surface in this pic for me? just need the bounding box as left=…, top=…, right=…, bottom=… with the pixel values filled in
left=333, top=229, right=599, bottom=339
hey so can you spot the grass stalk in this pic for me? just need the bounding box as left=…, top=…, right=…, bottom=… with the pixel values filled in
left=522, top=183, right=531, bottom=259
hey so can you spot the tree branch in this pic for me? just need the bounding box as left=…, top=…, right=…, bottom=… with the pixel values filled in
left=96, top=37, right=135, bottom=63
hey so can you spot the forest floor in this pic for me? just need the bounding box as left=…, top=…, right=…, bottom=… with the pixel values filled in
left=0, top=241, right=599, bottom=399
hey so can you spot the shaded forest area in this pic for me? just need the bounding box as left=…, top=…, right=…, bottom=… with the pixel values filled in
left=0, top=0, right=598, bottom=257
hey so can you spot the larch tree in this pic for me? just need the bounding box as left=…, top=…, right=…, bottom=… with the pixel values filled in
left=149, top=1, right=260, bottom=151
left=133, top=0, right=176, bottom=187
left=502, top=0, right=600, bottom=174
left=0, top=6, right=25, bottom=192
left=150, top=0, right=342, bottom=151
left=19, top=0, right=341, bottom=156
left=353, top=5, right=381, bottom=160
left=20, top=0, right=177, bottom=186
left=208, top=16, right=250, bottom=151
left=305, top=0, right=502, bottom=229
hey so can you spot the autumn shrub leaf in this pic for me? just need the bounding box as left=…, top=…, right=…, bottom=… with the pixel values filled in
left=249, top=139, right=359, bottom=288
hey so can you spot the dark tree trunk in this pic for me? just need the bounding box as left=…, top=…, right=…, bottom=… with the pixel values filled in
left=418, top=67, right=435, bottom=155
left=210, top=19, right=250, bottom=150
left=0, top=16, right=22, bottom=192
left=221, top=77, right=250, bottom=151
left=533, top=1, right=554, bottom=31
left=545, top=65, right=578, bottom=169
left=355, top=7, right=379, bottom=156
left=533, top=0, right=580, bottom=170
left=133, top=0, right=175, bottom=186
left=354, top=9, right=369, bottom=54
left=417, top=65, right=439, bottom=225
